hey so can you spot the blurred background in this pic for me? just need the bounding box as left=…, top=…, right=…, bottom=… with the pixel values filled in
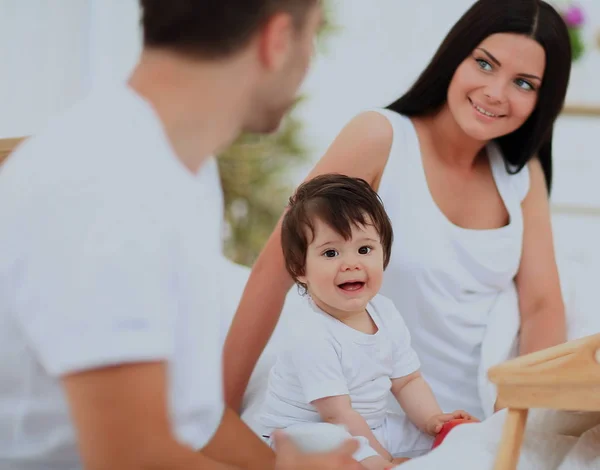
left=1, top=0, right=599, bottom=293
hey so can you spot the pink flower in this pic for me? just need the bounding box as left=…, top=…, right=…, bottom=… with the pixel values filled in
left=564, top=5, right=585, bottom=28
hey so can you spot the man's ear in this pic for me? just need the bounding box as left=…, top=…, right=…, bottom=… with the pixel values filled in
left=257, top=12, right=294, bottom=72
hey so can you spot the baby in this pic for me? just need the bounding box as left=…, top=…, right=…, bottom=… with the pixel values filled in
left=260, top=174, right=476, bottom=469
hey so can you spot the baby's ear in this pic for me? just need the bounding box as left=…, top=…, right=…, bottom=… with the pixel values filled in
left=296, top=275, right=307, bottom=285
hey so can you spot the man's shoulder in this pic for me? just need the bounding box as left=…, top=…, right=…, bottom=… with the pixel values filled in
left=2, top=87, right=180, bottom=215
left=4, top=89, right=137, bottom=181
left=0, top=97, right=183, bottom=265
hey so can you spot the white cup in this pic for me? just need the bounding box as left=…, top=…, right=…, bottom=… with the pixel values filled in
left=276, top=422, right=353, bottom=453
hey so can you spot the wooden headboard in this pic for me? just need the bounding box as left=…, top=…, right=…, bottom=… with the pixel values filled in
left=562, top=104, right=600, bottom=117
left=0, top=137, right=26, bottom=165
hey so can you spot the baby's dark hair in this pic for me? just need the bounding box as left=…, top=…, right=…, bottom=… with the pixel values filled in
left=281, top=174, right=393, bottom=290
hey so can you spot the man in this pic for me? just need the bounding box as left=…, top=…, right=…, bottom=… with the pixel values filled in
left=0, top=1, right=360, bottom=469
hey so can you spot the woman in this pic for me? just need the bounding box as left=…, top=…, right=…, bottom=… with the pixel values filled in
left=224, top=0, right=571, bottom=421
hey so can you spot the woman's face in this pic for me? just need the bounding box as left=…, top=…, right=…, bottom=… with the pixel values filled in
left=447, top=33, right=546, bottom=142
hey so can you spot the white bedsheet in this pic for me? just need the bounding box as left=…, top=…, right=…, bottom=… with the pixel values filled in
left=398, top=409, right=600, bottom=470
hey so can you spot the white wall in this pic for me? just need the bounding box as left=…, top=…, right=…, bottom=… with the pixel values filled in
left=0, top=0, right=89, bottom=138
left=85, top=0, right=141, bottom=89
left=547, top=0, right=600, bottom=277
left=295, top=0, right=475, bottom=174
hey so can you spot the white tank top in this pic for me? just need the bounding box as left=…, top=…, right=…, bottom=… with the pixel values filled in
left=373, top=109, right=530, bottom=419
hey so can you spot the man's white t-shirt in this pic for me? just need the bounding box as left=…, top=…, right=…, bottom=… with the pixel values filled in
left=0, top=85, right=224, bottom=469
left=260, top=294, right=420, bottom=431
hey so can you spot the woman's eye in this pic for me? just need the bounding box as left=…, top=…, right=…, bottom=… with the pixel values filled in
left=515, top=78, right=534, bottom=91
left=476, top=58, right=492, bottom=72
left=358, top=246, right=372, bottom=255
left=323, top=249, right=338, bottom=258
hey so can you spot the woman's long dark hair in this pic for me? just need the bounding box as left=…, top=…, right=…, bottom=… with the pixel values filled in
left=388, top=0, right=571, bottom=193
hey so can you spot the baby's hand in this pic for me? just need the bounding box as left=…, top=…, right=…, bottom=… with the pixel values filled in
left=425, top=410, right=478, bottom=436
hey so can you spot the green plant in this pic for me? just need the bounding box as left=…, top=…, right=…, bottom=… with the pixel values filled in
left=560, top=2, right=586, bottom=62
left=217, top=108, right=309, bottom=267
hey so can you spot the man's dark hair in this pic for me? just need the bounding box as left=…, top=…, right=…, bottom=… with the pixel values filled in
left=140, top=0, right=317, bottom=59
left=281, top=174, right=394, bottom=290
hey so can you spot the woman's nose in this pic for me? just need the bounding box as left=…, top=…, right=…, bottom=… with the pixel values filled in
left=483, top=79, right=507, bottom=104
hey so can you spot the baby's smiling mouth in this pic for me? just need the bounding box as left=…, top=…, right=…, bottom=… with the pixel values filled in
left=337, top=281, right=365, bottom=292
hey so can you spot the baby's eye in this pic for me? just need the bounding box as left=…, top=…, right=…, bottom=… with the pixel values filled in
left=358, top=246, right=372, bottom=255
left=323, top=249, right=339, bottom=258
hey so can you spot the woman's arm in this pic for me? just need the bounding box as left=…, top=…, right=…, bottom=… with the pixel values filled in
left=312, top=395, right=393, bottom=462
left=515, top=158, right=566, bottom=356
left=223, top=111, right=394, bottom=412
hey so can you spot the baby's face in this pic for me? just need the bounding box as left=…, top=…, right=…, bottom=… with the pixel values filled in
left=298, top=217, right=384, bottom=318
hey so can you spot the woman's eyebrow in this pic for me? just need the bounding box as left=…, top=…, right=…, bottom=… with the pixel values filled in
left=476, top=47, right=542, bottom=81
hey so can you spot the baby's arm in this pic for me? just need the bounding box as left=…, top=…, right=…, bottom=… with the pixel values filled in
left=312, top=395, right=393, bottom=464
left=391, top=371, right=443, bottom=435
left=391, top=371, right=475, bottom=436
